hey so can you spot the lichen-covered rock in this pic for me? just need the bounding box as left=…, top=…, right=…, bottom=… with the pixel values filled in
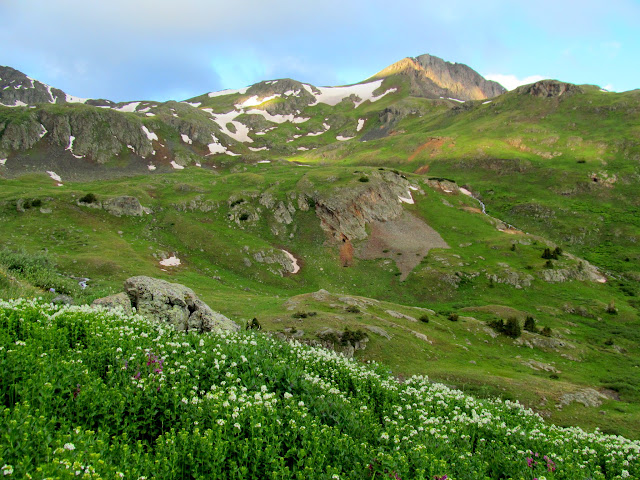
left=92, top=292, right=132, bottom=311
left=123, top=276, right=239, bottom=332
left=102, top=196, right=144, bottom=217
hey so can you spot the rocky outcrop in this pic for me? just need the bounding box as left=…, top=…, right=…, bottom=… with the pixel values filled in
left=313, top=170, right=417, bottom=241
left=372, top=54, right=506, bottom=101
left=123, top=276, right=239, bottom=332
left=517, top=80, right=583, bottom=98
left=0, top=65, right=68, bottom=106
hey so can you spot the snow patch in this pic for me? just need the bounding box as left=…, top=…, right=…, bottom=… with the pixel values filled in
left=482, top=100, right=492, bottom=105
left=1, top=100, right=28, bottom=107
left=257, top=160, right=271, bottom=163
left=159, top=256, right=181, bottom=267
left=356, top=118, right=365, bottom=132
left=398, top=191, right=414, bottom=204
left=170, top=161, right=184, bottom=170
left=209, top=110, right=254, bottom=143
left=237, top=94, right=280, bottom=108
left=182, top=101, right=201, bottom=108
left=225, top=151, right=241, bottom=156
left=248, top=146, right=268, bottom=152
left=448, top=98, right=465, bottom=103
left=47, top=171, right=62, bottom=182
left=336, top=135, right=354, bottom=141
left=281, top=249, right=300, bottom=274
left=113, top=102, right=141, bottom=113
left=180, top=134, right=193, bottom=145
left=303, top=80, right=397, bottom=107
left=207, top=134, right=228, bottom=155
left=145, top=113, right=155, bottom=117
left=0, top=158, right=6, bottom=166
left=147, top=164, right=156, bottom=171
left=208, top=87, right=249, bottom=98
left=65, top=94, right=88, bottom=104
left=141, top=125, right=158, bottom=141
left=297, top=147, right=309, bottom=151
left=38, top=124, right=47, bottom=139
left=245, top=109, right=309, bottom=124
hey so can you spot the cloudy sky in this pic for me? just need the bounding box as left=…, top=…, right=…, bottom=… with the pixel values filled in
left=1, top=0, right=638, bottom=102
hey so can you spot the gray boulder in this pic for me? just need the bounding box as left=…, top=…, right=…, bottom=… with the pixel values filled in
left=102, top=196, right=144, bottom=217
left=123, top=276, right=239, bottom=332
left=92, top=292, right=132, bottom=311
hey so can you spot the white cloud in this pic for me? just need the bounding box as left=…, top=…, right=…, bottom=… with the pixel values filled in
left=484, top=74, right=547, bottom=91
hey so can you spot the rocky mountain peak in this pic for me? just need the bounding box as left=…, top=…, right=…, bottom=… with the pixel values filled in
left=372, top=53, right=506, bottom=101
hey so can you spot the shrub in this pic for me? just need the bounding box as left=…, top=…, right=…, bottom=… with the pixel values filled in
left=544, top=260, right=554, bottom=269
left=79, top=193, right=98, bottom=204
left=346, top=305, right=360, bottom=314
left=448, top=313, right=459, bottom=322
left=292, top=311, right=308, bottom=319
left=419, top=314, right=429, bottom=323
left=238, top=213, right=250, bottom=221
left=606, top=300, right=618, bottom=315
left=31, top=198, right=42, bottom=207
left=541, top=326, right=552, bottom=337
left=358, top=176, right=369, bottom=183
left=246, top=318, right=262, bottom=330
left=604, top=338, right=614, bottom=346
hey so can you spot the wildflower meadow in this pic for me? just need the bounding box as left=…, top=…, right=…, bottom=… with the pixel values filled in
left=0, top=299, right=638, bottom=479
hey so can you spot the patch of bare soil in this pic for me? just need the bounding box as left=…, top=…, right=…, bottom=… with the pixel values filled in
left=357, top=212, right=449, bottom=280
left=408, top=137, right=454, bottom=162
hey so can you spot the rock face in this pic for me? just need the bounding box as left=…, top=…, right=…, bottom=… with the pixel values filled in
left=517, top=80, right=583, bottom=98
left=123, top=276, right=239, bottom=332
left=372, top=54, right=506, bottom=101
left=313, top=170, right=415, bottom=241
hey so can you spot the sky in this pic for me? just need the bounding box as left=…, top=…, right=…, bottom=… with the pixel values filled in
left=1, top=0, right=638, bottom=102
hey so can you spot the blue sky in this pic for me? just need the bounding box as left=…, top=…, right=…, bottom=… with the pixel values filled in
left=1, top=0, right=638, bottom=102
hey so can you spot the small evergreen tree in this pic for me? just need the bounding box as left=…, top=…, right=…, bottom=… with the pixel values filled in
left=504, top=317, right=522, bottom=338
left=541, top=248, right=553, bottom=259
left=541, top=326, right=552, bottom=337
left=523, top=316, right=537, bottom=333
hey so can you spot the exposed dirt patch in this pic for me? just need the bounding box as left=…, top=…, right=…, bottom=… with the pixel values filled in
left=408, top=137, right=454, bottom=162
left=357, top=212, right=449, bottom=280
left=339, top=238, right=354, bottom=267
left=462, top=206, right=483, bottom=214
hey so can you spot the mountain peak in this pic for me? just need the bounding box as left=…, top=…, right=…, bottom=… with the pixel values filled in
left=372, top=53, right=506, bottom=101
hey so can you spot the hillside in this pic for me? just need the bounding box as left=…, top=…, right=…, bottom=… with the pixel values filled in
left=1, top=299, right=638, bottom=479
left=0, top=53, right=639, bottom=441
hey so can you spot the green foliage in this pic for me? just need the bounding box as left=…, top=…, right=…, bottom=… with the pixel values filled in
left=358, top=176, right=370, bottom=183
left=0, top=248, right=79, bottom=296
left=238, top=213, right=250, bottom=221
left=606, top=300, right=618, bottom=315
left=447, top=313, right=459, bottom=322
left=0, top=300, right=637, bottom=479
left=292, top=311, right=316, bottom=319
left=345, top=305, right=360, bottom=313
left=419, top=314, right=429, bottom=323
left=488, top=317, right=522, bottom=338
left=79, top=193, right=98, bottom=204
left=246, top=317, right=261, bottom=330
left=541, top=326, right=553, bottom=337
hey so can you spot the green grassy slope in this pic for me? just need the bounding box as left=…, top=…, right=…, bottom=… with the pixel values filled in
left=1, top=165, right=638, bottom=437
